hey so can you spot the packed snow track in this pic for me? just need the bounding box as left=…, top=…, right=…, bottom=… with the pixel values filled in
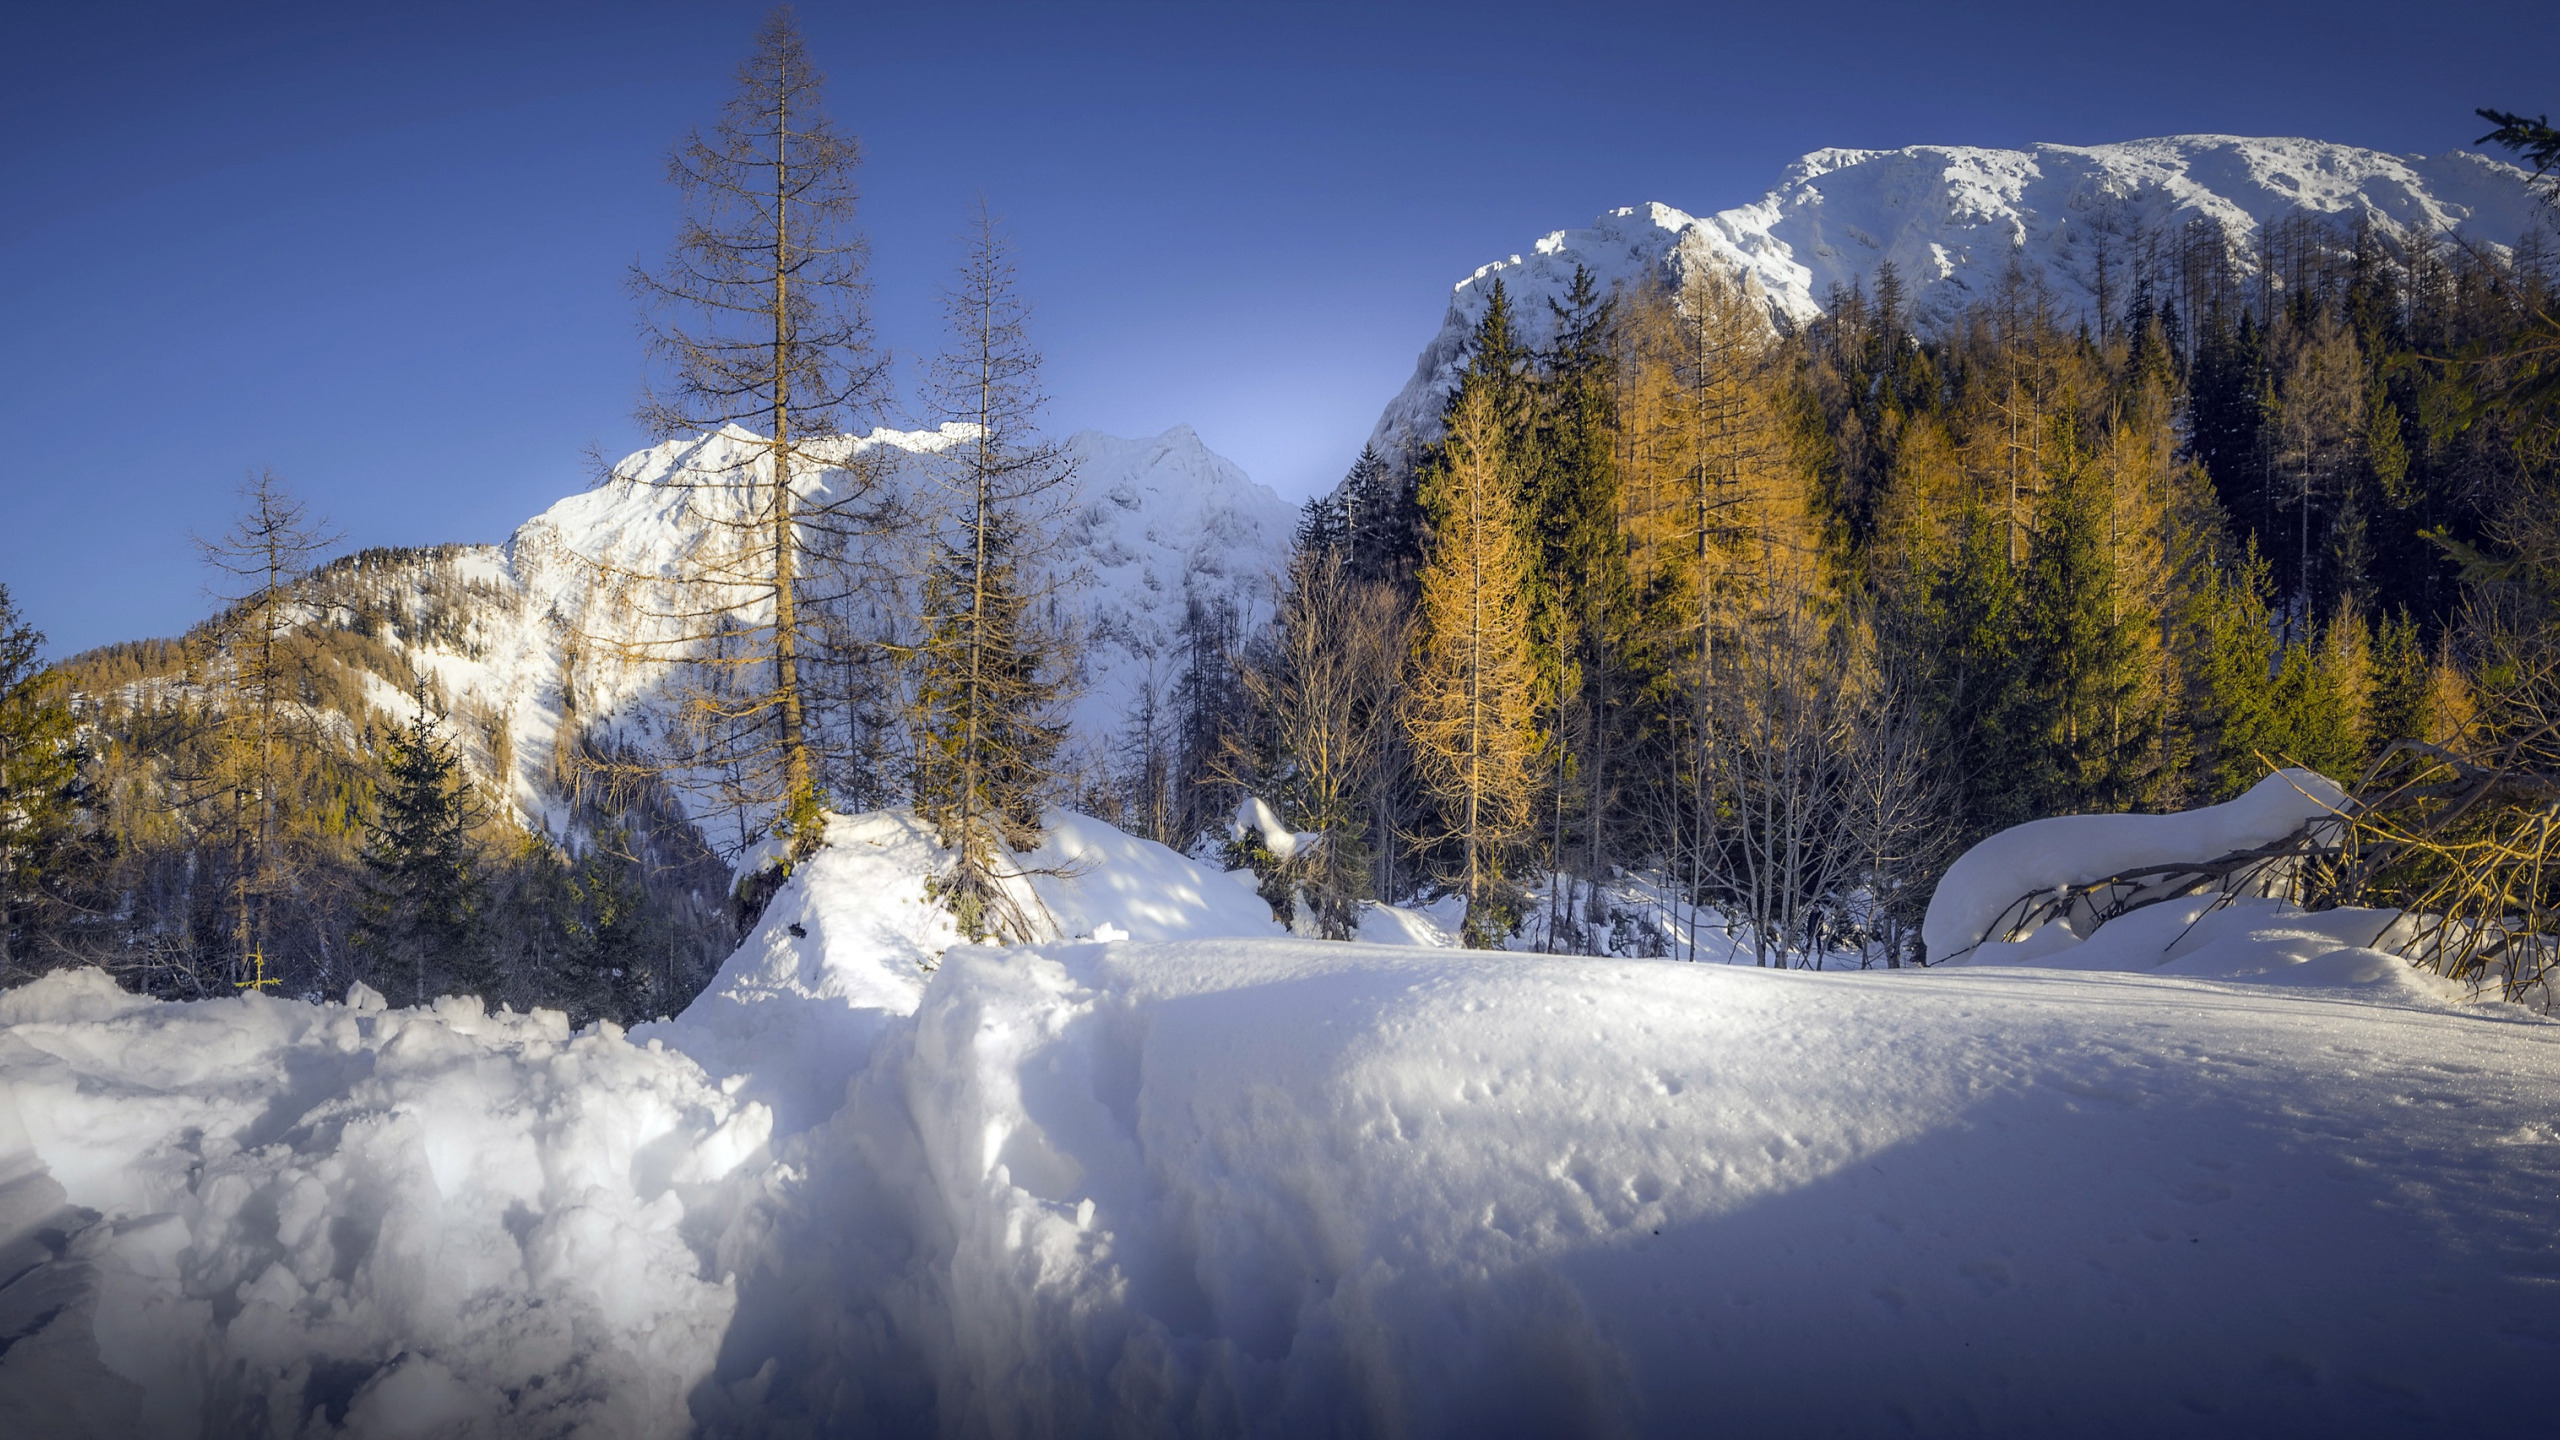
left=3, top=813, right=2556, bottom=1437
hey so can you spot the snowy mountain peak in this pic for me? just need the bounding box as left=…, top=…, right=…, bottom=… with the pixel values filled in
left=1368, top=134, right=2553, bottom=464
left=332, top=423, right=1288, bottom=848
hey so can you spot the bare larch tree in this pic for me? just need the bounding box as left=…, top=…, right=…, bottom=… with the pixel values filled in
left=618, top=6, right=890, bottom=857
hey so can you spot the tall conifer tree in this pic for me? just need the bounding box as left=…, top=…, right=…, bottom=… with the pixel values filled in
left=359, top=687, right=485, bottom=1003
left=910, top=200, right=1071, bottom=942
left=0, top=586, right=80, bottom=982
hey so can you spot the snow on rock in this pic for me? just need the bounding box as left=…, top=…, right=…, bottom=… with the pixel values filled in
left=1227, top=794, right=1323, bottom=863
left=1056, top=427, right=1294, bottom=760
left=11, top=805, right=2560, bottom=1437
left=1372, top=136, right=2553, bottom=463
left=1923, top=768, right=2347, bottom=961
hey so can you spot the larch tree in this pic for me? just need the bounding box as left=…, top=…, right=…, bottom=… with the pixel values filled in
left=619, top=6, right=890, bottom=859
left=193, top=472, right=337, bottom=988
left=909, top=199, right=1072, bottom=943
left=1405, top=383, right=1544, bottom=946
left=1665, top=268, right=1791, bottom=951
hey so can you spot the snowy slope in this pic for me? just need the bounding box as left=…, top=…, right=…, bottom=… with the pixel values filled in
left=7, top=802, right=2558, bottom=1437
left=1054, top=426, right=1294, bottom=752
left=274, top=423, right=1289, bottom=850
left=1371, top=136, right=2553, bottom=461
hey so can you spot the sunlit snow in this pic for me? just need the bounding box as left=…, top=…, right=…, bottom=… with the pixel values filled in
left=5, top=798, right=2555, bottom=1436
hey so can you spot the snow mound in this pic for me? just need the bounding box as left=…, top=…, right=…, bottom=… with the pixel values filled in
left=1356, top=894, right=1465, bottom=946
left=0, top=970, right=759, bottom=1439
left=1015, top=808, right=1286, bottom=945
left=1372, top=136, right=2553, bottom=463
left=639, top=811, right=943, bottom=1135
left=718, top=938, right=2560, bottom=1435
left=647, top=809, right=1278, bottom=1135
left=1923, top=768, right=2346, bottom=961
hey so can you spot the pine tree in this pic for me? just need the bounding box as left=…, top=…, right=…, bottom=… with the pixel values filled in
left=1294, top=494, right=1346, bottom=557
left=2477, top=108, right=2560, bottom=206
left=2185, top=546, right=2284, bottom=799
left=0, top=585, right=81, bottom=983
left=619, top=7, right=890, bottom=857
left=1405, top=384, right=1544, bottom=945
left=2367, top=607, right=2431, bottom=752
left=567, top=838, right=658, bottom=1024
left=359, top=686, right=485, bottom=1003
left=1529, top=264, right=1636, bottom=946
left=2190, top=307, right=2267, bottom=527
left=1926, top=504, right=2033, bottom=834
left=2017, top=426, right=2157, bottom=814
left=1340, top=444, right=1420, bottom=587
left=910, top=200, right=1071, bottom=942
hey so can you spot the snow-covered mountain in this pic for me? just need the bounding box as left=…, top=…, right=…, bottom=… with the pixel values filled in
left=327, top=424, right=1291, bottom=849
left=1371, top=135, right=2553, bottom=461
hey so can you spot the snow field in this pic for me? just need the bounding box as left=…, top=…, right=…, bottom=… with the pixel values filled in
left=731, top=941, right=2560, bottom=1436
left=6, top=801, right=2560, bottom=1436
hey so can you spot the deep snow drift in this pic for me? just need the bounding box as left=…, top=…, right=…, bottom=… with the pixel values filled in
left=1369, top=136, right=2554, bottom=463
left=6, top=802, right=2558, bottom=1437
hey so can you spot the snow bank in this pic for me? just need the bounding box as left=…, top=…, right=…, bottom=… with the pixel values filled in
left=709, top=938, right=2560, bottom=1436
left=1923, top=768, right=2346, bottom=961
left=1018, top=809, right=1286, bottom=945
left=0, top=971, right=759, bottom=1438
left=11, top=804, right=2560, bottom=1437
left=639, top=812, right=941, bottom=1136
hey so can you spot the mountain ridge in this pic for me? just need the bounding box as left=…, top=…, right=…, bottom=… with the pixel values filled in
left=1367, top=133, right=2553, bottom=464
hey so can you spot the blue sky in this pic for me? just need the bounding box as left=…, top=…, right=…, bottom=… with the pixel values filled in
left=3, top=0, right=2554, bottom=654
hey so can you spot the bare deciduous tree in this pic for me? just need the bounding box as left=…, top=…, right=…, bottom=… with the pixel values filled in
left=608, top=6, right=893, bottom=857
left=192, top=471, right=338, bottom=987
left=1236, top=547, right=1407, bottom=938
